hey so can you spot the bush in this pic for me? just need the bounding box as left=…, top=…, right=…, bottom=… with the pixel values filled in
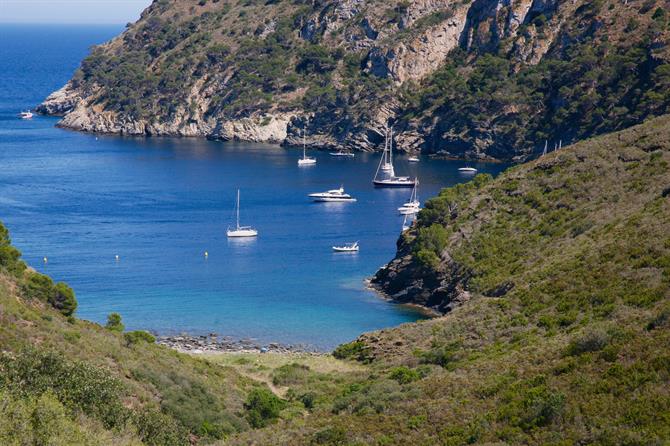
left=332, top=341, right=371, bottom=363
left=105, top=312, right=125, bottom=332
left=389, top=366, right=420, bottom=384
left=21, top=272, right=77, bottom=316
left=565, top=328, right=610, bottom=356
left=50, top=283, right=77, bottom=316
left=0, top=349, right=127, bottom=429
left=244, top=388, right=285, bottom=428
left=135, top=407, right=188, bottom=446
left=311, top=426, right=347, bottom=445
left=124, top=330, right=156, bottom=346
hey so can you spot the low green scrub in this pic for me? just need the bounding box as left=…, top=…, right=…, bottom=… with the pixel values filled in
left=244, top=388, right=285, bottom=428
left=332, top=341, right=372, bottom=363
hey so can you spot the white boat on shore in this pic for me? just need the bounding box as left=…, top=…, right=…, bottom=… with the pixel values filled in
left=298, top=119, right=316, bottom=166
left=458, top=166, right=477, bottom=173
left=227, top=189, right=258, bottom=238
left=332, top=241, right=359, bottom=252
left=330, top=150, right=354, bottom=157
left=309, top=186, right=356, bottom=202
left=19, top=110, right=33, bottom=119
left=373, top=126, right=415, bottom=188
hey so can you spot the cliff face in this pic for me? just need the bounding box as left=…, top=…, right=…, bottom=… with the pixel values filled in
left=39, top=0, right=670, bottom=160
left=372, top=114, right=670, bottom=313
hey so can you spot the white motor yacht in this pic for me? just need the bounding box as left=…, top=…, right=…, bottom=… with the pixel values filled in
left=332, top=242, right=359, bottom=252
left=458, top=166, right=477, bottom=173
left=19, top=111, right=33, bottom=119
left=309, top=186, right=357, bottom=202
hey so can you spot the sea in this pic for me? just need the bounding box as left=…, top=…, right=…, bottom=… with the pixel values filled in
left=0, top=24, right=508, bottom=350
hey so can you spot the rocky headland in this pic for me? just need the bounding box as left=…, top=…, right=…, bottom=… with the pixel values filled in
left=37, top=0, right=670, bottom=161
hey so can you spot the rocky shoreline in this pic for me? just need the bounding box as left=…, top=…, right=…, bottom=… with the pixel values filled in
left=156, top=333, right=323, bottom=355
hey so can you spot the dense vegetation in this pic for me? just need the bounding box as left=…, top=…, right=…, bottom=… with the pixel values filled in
left=226, top=115, right=670, bottom=444
left=0, top=222, right=281, bottom=445
left=46, top=0, right=670, bottom=159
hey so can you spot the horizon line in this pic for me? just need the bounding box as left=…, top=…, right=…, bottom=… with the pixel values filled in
left=0, top=21, right=128, bottom=26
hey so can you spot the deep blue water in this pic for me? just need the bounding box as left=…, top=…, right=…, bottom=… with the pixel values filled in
left=0, top=25, right=508, bottom=349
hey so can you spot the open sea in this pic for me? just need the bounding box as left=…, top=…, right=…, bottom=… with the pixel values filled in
left=0, top=24, right=508, bottom=350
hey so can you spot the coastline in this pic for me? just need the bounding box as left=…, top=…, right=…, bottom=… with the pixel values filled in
left=155, top=333, right=323, bottom=355
left=365, top=278, right=443, bottom=318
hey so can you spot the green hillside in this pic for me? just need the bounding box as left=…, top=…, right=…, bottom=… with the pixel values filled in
left=0, top=226, right=260, bottom=445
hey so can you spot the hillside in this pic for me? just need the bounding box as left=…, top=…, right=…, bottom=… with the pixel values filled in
left=0, top=223, right=264, bottom=445
left=222, top=115, right=670, bottom=444
left=38, top=0, right=670, bottom=161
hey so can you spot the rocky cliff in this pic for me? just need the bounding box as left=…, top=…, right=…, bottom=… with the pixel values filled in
left=39, top=0, right=670, bottom=160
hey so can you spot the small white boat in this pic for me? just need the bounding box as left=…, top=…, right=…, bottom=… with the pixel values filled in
left=227, top=189, right=258, bottom=238
left=458, top=166, right=478, bottom=173
left=332, top=242, right=359, bottom=252
left=309, top=186, right=356, bottom=202
left=19, top=111, right=33, bottom=119
left=408, top=156, right=420, bottom=162
left=330, top=150, right=355, bottom=157
left=298, top=119, right=316, bottom=166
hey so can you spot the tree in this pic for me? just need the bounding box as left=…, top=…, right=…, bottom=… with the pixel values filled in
left=105, top=313, right=124, bottom=332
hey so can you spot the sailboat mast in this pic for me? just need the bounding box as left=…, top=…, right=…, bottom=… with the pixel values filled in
left=303, top=121, right=306, bottom=159
left=389, top=127, right=393, bottom=165
left=236, top=189, right=240, bottom=230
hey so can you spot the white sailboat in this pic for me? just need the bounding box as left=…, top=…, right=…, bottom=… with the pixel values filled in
left=226, top=189, right=258, bottom=238
left=373, top=126, right=415, bottom=188
left=398, top=179, right=421, bottom=214
left=332, top=241, right=359, bottom=252
left=458, top=166, right=477, bottom=173
left=298, top=120, right=316, bottom=166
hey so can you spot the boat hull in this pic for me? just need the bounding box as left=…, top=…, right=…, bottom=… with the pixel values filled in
left=227, top=229, right=258, bottom=237
left=373, top=180, right=415, bottom=188
left=312, top=198, right=357, bottom=202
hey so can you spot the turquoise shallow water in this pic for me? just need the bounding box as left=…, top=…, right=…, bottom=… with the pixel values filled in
left=0, top=24, right=508, bottom=349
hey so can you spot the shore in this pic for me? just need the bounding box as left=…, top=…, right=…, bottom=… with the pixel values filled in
left=156, top=333, right=323, bottom=354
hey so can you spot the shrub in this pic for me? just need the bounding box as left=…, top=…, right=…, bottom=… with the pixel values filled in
left=416, top=249, right=441, bottom=270
left=244, top=388, right=285, bottom=428
left=124, top=330, right=156, bottom=346
left=311, top=426, right=347, bottom=445
left=646, top=305, right=670, bottom=330
left=50, top=283, right=77, bottom=316
left=332, top=341, right=371, bottom=362
left=565, top=328, right=610, bottom=356
left=389, top=366, right=420, bottom=384
left=135, top=407, right=188, bottom=446
left=21, top=272, right=77, bottom=316
left=106, top=312, right=125, bottom=332
left=417, top=341, right=462, bottom=368
left=0, top=349, right=127, bottom=429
